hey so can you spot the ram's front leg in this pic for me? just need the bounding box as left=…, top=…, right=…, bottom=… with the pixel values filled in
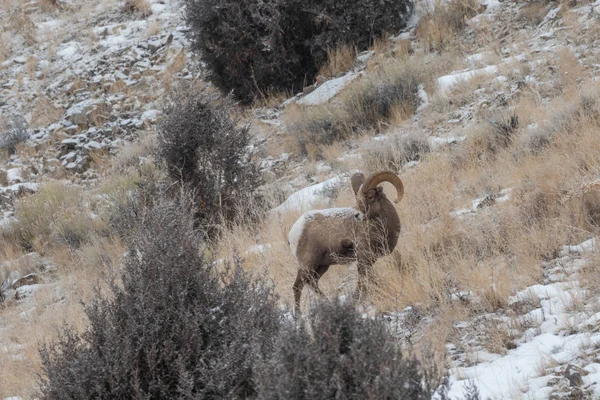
left=354, top=261, right=373, bottom=302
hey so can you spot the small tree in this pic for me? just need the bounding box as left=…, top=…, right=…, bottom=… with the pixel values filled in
left=255, top=300, right=432, bottom=400
left=156, top=87, right=262, bottom=233
left=40, top=199, right=280, bottom=399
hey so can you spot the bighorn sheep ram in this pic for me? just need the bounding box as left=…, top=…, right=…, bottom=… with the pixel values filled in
left=288, top=171, right=404, bottom=314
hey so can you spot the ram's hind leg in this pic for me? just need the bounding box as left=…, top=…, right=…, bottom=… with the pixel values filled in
left=294, top=265, right=331, bottom=315
left=293, top=269, right=307, bottom=316
left=308, top=264, right=330, bottom=298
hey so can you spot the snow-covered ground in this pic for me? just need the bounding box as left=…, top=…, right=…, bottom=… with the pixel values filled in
left=436, top=239, right=600, bottom=399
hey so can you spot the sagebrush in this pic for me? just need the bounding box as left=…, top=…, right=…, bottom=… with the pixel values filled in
left=156, top=87, right=263, bottom=233
left=256, top=300, right=434, bottom=400
left=40, top=199, right=281, bottom=399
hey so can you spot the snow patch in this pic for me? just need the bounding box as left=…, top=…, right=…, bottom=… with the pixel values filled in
left=438, top=65, right=499, bottom=95
left=151, top=3, right=167, bottom=14
left=297, top=73, right=359, bottom=106
left=6, top=168, right=23, bottom=184
left=57, top=43, right=82, bottom=61
left=247, top=243, right=272, bottom=255
left=272, top=176, right=342, bottom=215
left=140, top=109, right=160, bottom=121
left=560, top=238, right=597, bottom=257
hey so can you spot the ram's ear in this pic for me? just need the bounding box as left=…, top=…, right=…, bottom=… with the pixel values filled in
left=351, top=172, right=365, bottom=195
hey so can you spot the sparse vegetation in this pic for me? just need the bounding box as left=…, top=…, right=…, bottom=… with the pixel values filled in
left=4, top=0, right=600, bottom=397
left=319, top=45, right=357, bottom=78
left=14, top=182, right=106, bottom=251
left=1, top=116, right=30, bottom=156
left=156, top=86, right=263, bottom=233
left=287, top=53, right=448, bottom=148
left=344, top=60, right=430, bottom=130
left=362, top=133, right=430, bottom=172
left=416, top=0, right=483, bottom=53
left=122, top=0, right=152, bottom=16
left=288, top=105, right=350, bottom=148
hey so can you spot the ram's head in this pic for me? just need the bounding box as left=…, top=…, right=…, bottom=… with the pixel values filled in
left=351, top=171, right=404, bottom=218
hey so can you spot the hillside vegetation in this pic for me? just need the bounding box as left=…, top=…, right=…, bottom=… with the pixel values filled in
left=2, top=0, right=600, bottom=398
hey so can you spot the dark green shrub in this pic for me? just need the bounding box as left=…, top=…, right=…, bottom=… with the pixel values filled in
left=1, top=115, right=29, bottom=155
left=184, top=0, right=314, bottom=104
left=40, top=199, right=281, bottom=399
left=255, top=300, right=432, bottom=400
left=156, top=87, right=263, bottom=232
left=184, top=0, right=414, bottom=103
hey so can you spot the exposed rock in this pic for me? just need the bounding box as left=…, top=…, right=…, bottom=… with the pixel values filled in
left=15, top=284, right=40, bottom=300
left=12, top=274, right=40, bottom=290
left=6, top=168, right=23, bottom=184
left=61, top=150, right=78, bottom=163
left=65, top=99, right=111, bottom=126
left=147, top=39, right=164, bottom=53
left=83, top=140, right=103, bottom=152
left=61, top=138, right=82, bottom=151
left=473, top=194, right=496, bottom=210
left=356, top=50, right=375, bottom=64
left=562, top=364, right=585, bottom=387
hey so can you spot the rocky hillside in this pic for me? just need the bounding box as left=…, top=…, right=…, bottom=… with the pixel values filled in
left=2, top=0, right=600, bottom=398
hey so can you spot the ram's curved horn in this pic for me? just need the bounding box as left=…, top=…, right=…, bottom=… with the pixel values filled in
left=362, top=171, right=404, bottom=203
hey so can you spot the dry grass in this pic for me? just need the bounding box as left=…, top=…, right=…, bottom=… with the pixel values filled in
left=165, top=50, right=187, bottom=76
left=0, top=236, right=123, bottom=399
left=284, top=103, right=350, bottom=152
left=416, top=0, right=483, bottom=53
left=11, top=181, right=107, bottom=252
left=0, top=173, right=129, bottom=397
left=113, top=130, right=157, bottom=168
left=147, top=18, right=162, bottom=36
left=517, top=1, right=550, bottom=26
left=361, top=132, right=430, bottom=172
left=225, top=78, right=600, bottom=321
left=122, top=0, right=152, bottom=17
left=343, top=57, right=433, bottom=130
left=30, top=95, right=64, bottom=128
left=38, top=0, right=61, bottom=12
left=285, top=52, right=457, bottom=150
left=3, top=0, right=600, bottom=393
left=318, top=45, right=357, bottom=78
left=9, top=10, right=37, bottom=46
left=0, top=33, right=11, bottom=67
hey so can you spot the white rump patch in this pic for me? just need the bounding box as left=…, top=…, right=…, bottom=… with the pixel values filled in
left=288, top=214, right=306, bottom=258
